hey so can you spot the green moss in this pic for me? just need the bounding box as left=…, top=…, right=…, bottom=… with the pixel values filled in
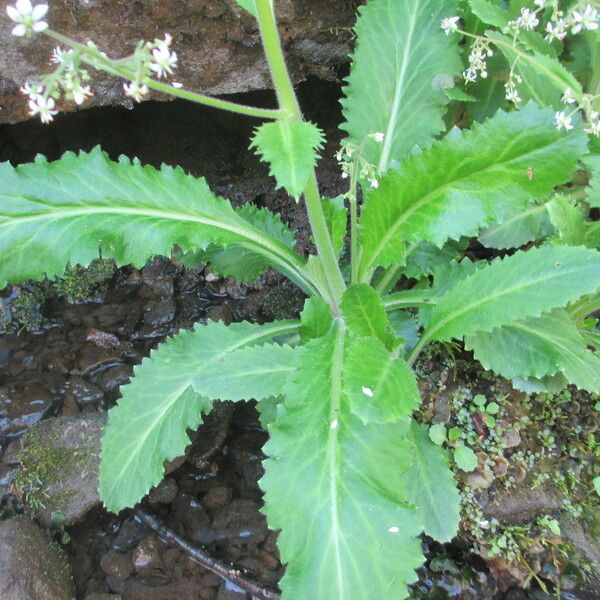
left=15, top=429, right=74, bottom=515
left=262, top=286, right=306, bottom=320
left=52, top=259, right=116, bottom=302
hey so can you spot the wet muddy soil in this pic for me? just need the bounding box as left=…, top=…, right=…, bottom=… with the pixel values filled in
left=0, top=79, right=598, bottom=600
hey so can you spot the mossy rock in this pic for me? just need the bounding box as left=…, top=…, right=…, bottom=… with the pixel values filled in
left=0, top=515, right=73, bottom=600
left=16, top=413, right=106, bottom=527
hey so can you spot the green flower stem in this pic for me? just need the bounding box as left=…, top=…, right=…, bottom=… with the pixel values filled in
left=255, top=0, right=346, bottom=309
left=44, top=30, right=287, bottom=120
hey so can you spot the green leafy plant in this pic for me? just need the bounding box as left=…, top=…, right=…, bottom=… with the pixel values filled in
left=2, top=0, right=600, bottom=597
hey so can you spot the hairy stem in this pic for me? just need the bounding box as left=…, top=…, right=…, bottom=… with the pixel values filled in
left=44, top=30, right=287, bottom=120
left=255, top=0, right=346, bottom=308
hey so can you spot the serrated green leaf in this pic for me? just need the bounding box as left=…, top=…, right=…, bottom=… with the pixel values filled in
left=454, top=445, right=478, bottom=472
left=403, top=239, right=467, bottom=279
left=233, top=0, right=257, bottom=17
left=183, top=203, right=297, bottom=282
left=468, top=54, right=509, bottom=123
left=488, top=31, right=583, bottom=107
left=344, top=337, right=420, bottom=424
left=250, top=120, right=324, bottom=200
left=584, top=139, right=600, bottom=208
left=299, top=296, right=332, bottom=342
left=466, top=309, right=600, bottom=392
left=479, top=203, right=554, bottom=249
left=322, top=196, right=348, bottom=256
left=423, top=246, right=600, bottom=345
left=405, top=422, right=460, bottom=542
left=0, top=148, right=314, bottom=293
left=99, top=319, right=299, bottom=512
left=341, top=283, right=395, bottom=349
left=358, top=104, right=587, bottom=278
left=547, top=195, right=600, bottom=248
left=340, top=0, right=462, bottom=173
left=468, top=0, right=509, bottom=28
left=261, top=322, right=424, bottom=599
left=444, top=87, right=479, bottom=103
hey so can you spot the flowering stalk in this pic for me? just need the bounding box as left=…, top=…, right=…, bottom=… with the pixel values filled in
left=254, top=0, right=346, bottom=308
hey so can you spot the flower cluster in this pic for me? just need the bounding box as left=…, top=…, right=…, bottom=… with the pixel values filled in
left=463, top=39, right=494, bottom=83
left=6, top=0, right=47, bottom=36
left=121, top=34, right=178, bottom=102
left=336, top=132, right=385, bottom=191
left=554, top=89, right=600, bottom=136
left=507, top=2, right=598, bottom=40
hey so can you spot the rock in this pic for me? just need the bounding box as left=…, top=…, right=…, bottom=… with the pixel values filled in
left=100, top=550, right=134, bottom=581
left=148, top=477, right=178, bottom=505
left=216, top=580, right=246, bottom=600
left=212, top=498, right=267, bottom=544
left=202, top=485, right=232, bottom=510
left=172, top=492, right=216, bottom=545
left=0, top=0, right=354, bottom=125
left=0, top=515, right=73, bottom=599
left=480, top=481, right=563, bottom=525
left=85, top=594, right=123, bottom=600
left=228, top=431, right=267, bottom=489
left=0, top=382, right=58, bottom=444
left=15, top=413, right=106, bottom=527
left=132, top=536, right=164, bottom=576
left=560, top=516, right=600, bottom=598
left=111, top=519, right=148, bottom=551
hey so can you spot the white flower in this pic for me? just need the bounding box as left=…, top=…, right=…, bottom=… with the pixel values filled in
left=463, top=68, right=477, bottom=83
left=441, top=16, right=460, bottom=35
left=373, top=131, right=385, bottom=143
left=123, top=81, right=149, bottom=102
left=51, top=46, right=70, bottom=64
left=586, top=112, right=600, bottom=136
left=517, top=8, right=540, bottom=30
left=6, top=0, right=48, bottom=36
left=561, top=87, right=577, bottom=105
left=369, top=178, right=379, bottom=189
left=71, top=84, right=92, bottom=105
left=572, top=4, right=599, bottom=34
left=149, top=45, right=178, bottom=78
left=19, top=81, right=43, bottom=99
left=28, top=94, right=57, bottom=123
left=555, top=111, right=574, bottom=131
left=534, top=0, right=546, bottom=6
left=341, top=171, right=349, bottom=180
left=505, top=88, right=521, bottom=104
left=545, top=18, right=568, bottom=40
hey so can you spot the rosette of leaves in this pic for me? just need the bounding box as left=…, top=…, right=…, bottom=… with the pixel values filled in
left=2, top=0, right=600, bottom=598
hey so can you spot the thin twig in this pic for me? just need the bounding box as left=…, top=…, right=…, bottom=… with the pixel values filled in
left=135, top=507, right=281, bottom=600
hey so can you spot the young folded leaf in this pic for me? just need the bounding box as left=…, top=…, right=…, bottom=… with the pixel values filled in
left=250, top=120, right=325, bottom=200
left=358, top=103, right=587, bottom=279
left=99, top=319, right=299, bottom=512
left=341, top=283, right=396, bottom=349
left=261, top=322, right=424, bottom=600
left=0, top=148, right=313, bottom=292
left=344, top=336, right=420, bottom=424
left=465, top=309, right=600, bottom=393
left=341, top=0, right=462, bottom=173
left=422, top=245, right=600, bottom=345
left=547, top=196, right=600, bottom=248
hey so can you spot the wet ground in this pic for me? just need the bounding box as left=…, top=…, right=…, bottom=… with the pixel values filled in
left=0, top=80, right=598, bottom=599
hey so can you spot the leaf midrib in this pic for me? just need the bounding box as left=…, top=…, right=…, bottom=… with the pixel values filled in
left=424, top=263, right=593, bottom=343
left=105, top=321, right=300, bottom=500
left=1, top=202, right=314, bottom=290
left=362, top=133, right=568, bottom=277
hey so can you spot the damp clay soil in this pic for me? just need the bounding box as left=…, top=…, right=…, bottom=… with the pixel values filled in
left=0, top=80, right=598, bottom=600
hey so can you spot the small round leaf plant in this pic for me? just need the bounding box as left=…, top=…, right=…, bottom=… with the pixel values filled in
left=2, top=0, right=600, bottom=598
